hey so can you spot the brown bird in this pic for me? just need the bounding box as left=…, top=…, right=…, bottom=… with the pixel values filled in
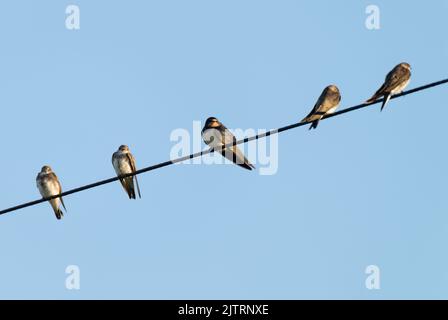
left=112, top=145, right=141, bottom=199
left=36, top=166, right=67, bottom=220
left=366, top=62, right=411, bottom=111
left=202, top=117, right=255, bottom=171
left=301, top=85, right=341, bottom=130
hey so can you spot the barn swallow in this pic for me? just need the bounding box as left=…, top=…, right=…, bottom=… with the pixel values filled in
left=202, top=117, right=255, bottom=171
left=112, top=145, right=141, bottom=199
left=301, top=85, right=341, bottom=130
left=36, top=166, right=66, bottom=220
left=366, top=62, right=411, bottom=111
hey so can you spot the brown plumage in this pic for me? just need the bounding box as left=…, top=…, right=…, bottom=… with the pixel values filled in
left=301, top=85, right=341, bottom=130
left=36, top=166, right=67, bottom=220
left=112, top=145, right=141, bottom=199
left=366, top=62, right=411, bottom=111
left=202, top=117, right=255, bottom=171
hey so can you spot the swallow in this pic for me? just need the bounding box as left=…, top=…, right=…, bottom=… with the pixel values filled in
left=202, top=117, right=255, bottom=171
left=112, top=145, right=141, bottom=199
left=36, top=166, right=67, bottom=220
left=301, top=85, right=341, bottom=130
left=366, top=62, right=411, bottom=112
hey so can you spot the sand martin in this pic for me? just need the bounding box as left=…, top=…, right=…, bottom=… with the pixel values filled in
left=366, top=62, right=411, bottom=111
left=36, top=166, right=67, bottom=220
left=112, top=145, right=141, bottom=199
left=202, top=117, right=255, bottom=171
left=301, top=85, right=341, bottom=130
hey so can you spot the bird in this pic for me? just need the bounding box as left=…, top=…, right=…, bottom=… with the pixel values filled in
left=202, top=117, right=255, bottom=171
left=366, top=62, right=412, bottom=112
left=112, top=145, right=141, bottom=199
left=301, top=85, right=341, bottom=130
left=36, top=166, right=67, bottom=220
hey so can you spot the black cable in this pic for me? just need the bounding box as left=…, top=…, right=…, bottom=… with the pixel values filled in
left=1, top=78, right=447, bottom=216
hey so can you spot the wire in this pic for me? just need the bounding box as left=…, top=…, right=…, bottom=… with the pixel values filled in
left=1, top=78, right=447, bottom=216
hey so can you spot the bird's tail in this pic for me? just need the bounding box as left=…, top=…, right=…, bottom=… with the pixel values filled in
left=309, top=120, right=319, bottom=130
left=301, top=114, right=321, bottom=130
left=60, top=196, right=67, bottom=212
left=134, top=175, right=141, bottom=199
left=366, top=94, right=379, bottom=104
left=367, top=83, right=387, bottom=103
left=50, top=199, right=64, bottom=220
left=380, top=94, right=392, bottom=112
left=237, top=162, right=255, bottom=171
left=223, top=147, right=255, bottom=171
left=240, top=158, right=256, bottom=171
left=126, top=177, right=136, bottom=199
left=120, top=177, right=135, bottom=199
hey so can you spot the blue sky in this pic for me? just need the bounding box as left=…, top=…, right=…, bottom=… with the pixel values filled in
left=0, top=0, right=447, bottom=299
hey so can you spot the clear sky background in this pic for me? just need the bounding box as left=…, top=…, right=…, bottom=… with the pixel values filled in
left=0, top=0, right=447, bottom=299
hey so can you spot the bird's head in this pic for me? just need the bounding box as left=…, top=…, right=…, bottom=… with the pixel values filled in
left=204, top=117, right=220, bottom=128
left=327, top=85, right=340, bottom=93
left=400, top=62, right=411, bottom=70
left=119, top=145, right=130, bottom=152
left=41, top=166, right=52, bottom=174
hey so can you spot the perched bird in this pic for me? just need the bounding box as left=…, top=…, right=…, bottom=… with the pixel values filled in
left=301, top=85, right=341, bottom=130
left=366, top=62, right=412, bottom=111
left=36, top=166, right=66, bottom=220
left=202, top=117, right=255, bottom=171
left=112, top=145, right=141, bottom=199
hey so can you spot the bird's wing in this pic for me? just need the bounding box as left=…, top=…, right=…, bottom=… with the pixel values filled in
left=220, top=126, right=235, bottom=146
left=120, top=177, right=133, bottom=199
left=36, top=174, right=44, bottom=196
left=369, top=66, right=410, bottom=102
left=301, top=89, right=328, bottom=123
left=111, top=152, right=118, bottom=166
left=382, top=66, right=410, bottom=93
left=52, top=173, right=66, bottom=211
left=49, top=198, right=63, bottom=219
left=112, top=152, right=121, bottom=176
left=221, top=127, right=255, bottom=170
left=126, top=152, right=141, bottom=198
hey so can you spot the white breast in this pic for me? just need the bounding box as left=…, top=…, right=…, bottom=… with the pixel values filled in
left=113, top=155, right=132, bottom=175
left=37, top=178, right=60, bottom=198
left=202, top=129, right=223, bottom=148
left=391, top=79, right=411, bottom=94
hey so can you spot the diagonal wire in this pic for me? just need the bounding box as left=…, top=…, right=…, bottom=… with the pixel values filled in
left=1, top=78, right=447, bottom=216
